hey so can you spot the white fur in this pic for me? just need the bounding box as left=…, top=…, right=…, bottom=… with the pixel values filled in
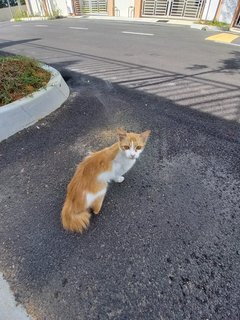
left=98, top=149, right=139, bottom=183
left=86, top=188, right=107, bottom=208
left=124, top=141, right=142, bottom=160
left=114, top=176, right=125, bottom=183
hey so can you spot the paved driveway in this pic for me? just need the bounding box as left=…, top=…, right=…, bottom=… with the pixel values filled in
left=0, top=19, right=240, bottom=320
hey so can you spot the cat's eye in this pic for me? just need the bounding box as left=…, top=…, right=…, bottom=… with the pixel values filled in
left=136, top=146, right=142, bottom=150
left=123, top=145, right=130, bottom=150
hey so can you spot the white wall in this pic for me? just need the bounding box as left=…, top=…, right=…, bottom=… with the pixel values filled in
left=65, top=0, right=74, bottom=14
left=29, top=0, right=71, bottom=16
left=48, top=0, right=71, bottom=16
left=219, top=0, right=237, bottom=23
left=201, top=0, right=219, bottom=21
left=115, top=0, right=134, bottom=18
left=29, top=0, right=44, bottom=16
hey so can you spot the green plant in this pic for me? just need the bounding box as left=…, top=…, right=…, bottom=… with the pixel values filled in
left=13, top=9, right=28, bottom=21
left=0, top=56, right=51, bottom=106
left=196, top=20, right=230, bottom=29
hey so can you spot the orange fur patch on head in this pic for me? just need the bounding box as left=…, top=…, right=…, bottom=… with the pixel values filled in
left=116, top=128, right=151, bottom=150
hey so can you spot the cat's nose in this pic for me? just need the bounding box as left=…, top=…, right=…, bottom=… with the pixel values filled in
left=130, top=154, right=135, bottom=159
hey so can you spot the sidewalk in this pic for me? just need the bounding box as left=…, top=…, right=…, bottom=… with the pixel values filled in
left=68, top=15, right=194, bottom=26
left=0, top=273, right=31, bottom=320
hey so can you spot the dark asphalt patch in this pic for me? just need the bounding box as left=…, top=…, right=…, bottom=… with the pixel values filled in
left=0, top=71, right=240, bottom=320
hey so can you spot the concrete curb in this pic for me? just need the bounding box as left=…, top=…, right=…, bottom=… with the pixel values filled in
left=230, top=27, right=240, bottom=34
left=191, top=24, right=229, bottom=32
left=10, top=17, right=49, bottom=22
left=67, top=15, right=194, bottom=26
left=0, top=273, right=31, bottom=320
left=0, top=64, right=70, bottom=142
left=10, top=17, right=66, bottom=22
left=67, top=15, right=159, bottom=23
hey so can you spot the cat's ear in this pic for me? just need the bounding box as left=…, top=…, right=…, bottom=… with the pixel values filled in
left=140, top=130, right=151, bottom=143
left=117, top=128, right=127, bottom=141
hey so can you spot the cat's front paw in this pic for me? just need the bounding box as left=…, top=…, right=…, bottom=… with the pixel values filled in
left=114, top=176, right=125, bottom=183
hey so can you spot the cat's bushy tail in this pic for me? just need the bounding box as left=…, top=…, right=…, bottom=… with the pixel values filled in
left=61, top=198, right=91, bottom=233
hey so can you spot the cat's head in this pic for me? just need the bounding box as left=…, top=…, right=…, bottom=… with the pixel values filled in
left=117, top=128, right=151, bottom=160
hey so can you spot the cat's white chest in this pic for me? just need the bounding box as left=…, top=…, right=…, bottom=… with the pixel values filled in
left=112, top=156, right=135, bottom=177
left=98, top=152, right=136, bottom=183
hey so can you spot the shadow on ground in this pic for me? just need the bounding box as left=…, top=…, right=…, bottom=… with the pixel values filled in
left=1, top=41, right=240, bottom=122
left=0, top=38, right=41, bottom=50
left=0, top=58, right=240, bottom=320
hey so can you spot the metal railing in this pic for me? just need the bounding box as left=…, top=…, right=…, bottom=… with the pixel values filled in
left=142, top=0, right=205, bottom=19
left=81, top=0, right=107, bottom=14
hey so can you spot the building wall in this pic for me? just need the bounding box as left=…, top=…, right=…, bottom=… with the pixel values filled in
left=201, top=0, right=219, bottom=21
left=219, top=0, right=238, bottom=23
left=25, top=0, right=239, bottom=23
left=48, top=0, right=71, bottom=16
left=0, top=5, right=27, bottom=21
left=29, top=0, right=70, bottom=16
left=65, top=0, right=74, bottom=14
left=31, top=0, right=42, bottom=15
left=115, top=0, right=134, bottom=17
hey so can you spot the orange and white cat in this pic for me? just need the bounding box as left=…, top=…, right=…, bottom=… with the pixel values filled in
left=61, top=128, right=151, bottom=233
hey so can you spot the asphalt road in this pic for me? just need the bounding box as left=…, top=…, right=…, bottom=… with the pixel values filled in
left=0, top=19, right=240, bottom=320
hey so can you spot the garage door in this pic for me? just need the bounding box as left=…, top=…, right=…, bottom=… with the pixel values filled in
left=81, top=0, right=107, bottom=14
left=142, top=0, right=206, bottom=19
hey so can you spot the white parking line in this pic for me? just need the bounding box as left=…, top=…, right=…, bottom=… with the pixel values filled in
left=122, top=31, right=154, bottom=36
left=12, top=25, right=21, bottom=27
left=35, top=25, right=48, bottom=27
left=69, top=27, right=89, bottom=30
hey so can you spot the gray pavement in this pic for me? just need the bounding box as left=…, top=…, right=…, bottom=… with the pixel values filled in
left=0, top=19, right=240, bottom=320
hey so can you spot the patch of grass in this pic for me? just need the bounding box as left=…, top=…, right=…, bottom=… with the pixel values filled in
left=13, top=9, right=28, bottom=21
left=196, top=20, right=230, bottom=29
left=0, top=56, right=51, bottom=106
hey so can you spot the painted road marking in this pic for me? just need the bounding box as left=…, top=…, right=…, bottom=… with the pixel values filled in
left=69, top=27, right=88, bottom=30
left=35, top=25, right=48, bottom=27
left=206, top=33, right=239, bottom=43
left=122, top=31, right=154, bottom=36
left=12, top=25, right=21, bottom=27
